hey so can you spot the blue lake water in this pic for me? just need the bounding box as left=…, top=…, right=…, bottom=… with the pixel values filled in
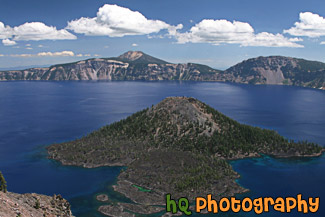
left=0, top=81, right=324, bottom=216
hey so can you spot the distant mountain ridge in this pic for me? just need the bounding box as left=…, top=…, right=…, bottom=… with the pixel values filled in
left=0, top=51, right=324, bottom=89
left=224, top=56, right=325, bottom=89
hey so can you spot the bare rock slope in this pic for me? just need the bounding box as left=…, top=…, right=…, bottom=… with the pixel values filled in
left=0, top=191, right=73, bottom=217
left=0, top=51, right=220, bottom=82
left=224, top=56, right=325, bottom=89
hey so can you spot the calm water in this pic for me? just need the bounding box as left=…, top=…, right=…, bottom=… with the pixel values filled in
left=0, top=81, right=324, bottom=217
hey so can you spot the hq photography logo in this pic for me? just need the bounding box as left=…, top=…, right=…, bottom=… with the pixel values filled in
left=165, top=194, right=320, bottom=215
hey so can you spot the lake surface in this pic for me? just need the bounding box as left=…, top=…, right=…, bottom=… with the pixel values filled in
left=0, top=81, right=324, bottom=217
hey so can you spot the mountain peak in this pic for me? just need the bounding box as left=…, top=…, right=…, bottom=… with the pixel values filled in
left=117, top=51, right=169, bottom=64
left=48, top=95, right=323, bottom=168
left=118, top=51, right=144, bottom=61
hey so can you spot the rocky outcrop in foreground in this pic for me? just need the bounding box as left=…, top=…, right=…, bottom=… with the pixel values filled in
left=0, top=191, right=73, bottom=217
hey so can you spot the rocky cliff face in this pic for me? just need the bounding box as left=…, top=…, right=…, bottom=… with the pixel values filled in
left=0, top=67, right=49, bottom=81
left=0, top=191, right=73, bottom=217
left=224, top=56, right=325, bottom=89
left=0, top=51, right=220, bottom=81
left=0, top=52, right=324, bottom=89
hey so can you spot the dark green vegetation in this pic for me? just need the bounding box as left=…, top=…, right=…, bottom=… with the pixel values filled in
left=1, top=51, right=324, bottom=89
left=47, top=97, right=324, bottom=215
left=118, top=150, right=242, bottom=200
left=0, top=171, right=7, bottom=193
left=48, top=97, right=323, bottom=167
left=48, top=97, right=323, bottom=207
left=34, top=199, right=40, bottom=209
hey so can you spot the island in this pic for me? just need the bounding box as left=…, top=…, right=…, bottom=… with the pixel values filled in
left=47, top=97, right=324, bottom=216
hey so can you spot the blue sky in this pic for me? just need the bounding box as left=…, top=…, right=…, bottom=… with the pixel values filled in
left=0, top=0, right=325, bottom=69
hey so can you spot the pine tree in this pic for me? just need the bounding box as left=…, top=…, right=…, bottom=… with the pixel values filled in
left=35, top=199, right=40, bottom=209
left=0, top=171, right=7, bottom=193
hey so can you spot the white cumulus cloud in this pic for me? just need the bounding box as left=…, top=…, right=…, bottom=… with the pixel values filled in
left=2, top=38, right=17, bottom=46
left=175, top=19, right=254, bottom=44
left=284, top=12, right=325, bottom=37
left=37, top=51, right=75, bottom=57
left=321, top=41, right=325, bottom=44
left=10, top=51, right=75, bottom=57
left=67, top=4, right=181, bottom=37
left=12, top=22, right=76, bottom=41
left=242, top=32, right=303, bottom=47
left=0, top=21, right=76, bottom=45
left=174, top=19, right=302, bottom=47
left=0, top=22, right=12, bottom=39
left=132, top=43, right=138, bottom=47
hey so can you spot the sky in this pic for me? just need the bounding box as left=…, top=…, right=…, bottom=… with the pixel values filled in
left=0, top=0, right=325, bottom=69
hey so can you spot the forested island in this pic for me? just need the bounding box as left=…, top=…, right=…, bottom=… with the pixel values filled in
left=47, top=97, right=324, bottom=216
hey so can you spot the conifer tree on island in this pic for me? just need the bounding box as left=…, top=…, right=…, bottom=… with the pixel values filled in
left=0, top=171, right=7, bottom=193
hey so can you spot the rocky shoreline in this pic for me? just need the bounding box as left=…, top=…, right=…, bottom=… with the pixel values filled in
left=96, top=194, right=110, bottom=202
left=51, top=148, right=325, bottom=169
left=50, top=150, right=325, bottom=217
left=226, top=148, right=325, bottom=161
left=270, top=149, right=325, bottom=158
left=96, top=178, right=248, bottom=217
left=47, top=97, right=324, bottom=216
